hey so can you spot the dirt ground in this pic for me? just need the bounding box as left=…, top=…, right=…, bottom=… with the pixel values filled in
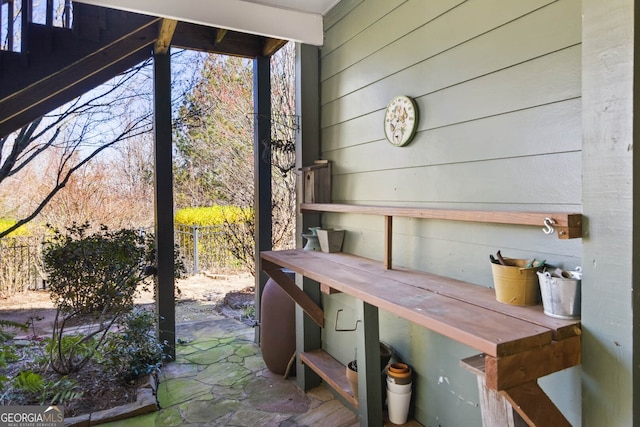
left=0, top=272, right=256, bottom=336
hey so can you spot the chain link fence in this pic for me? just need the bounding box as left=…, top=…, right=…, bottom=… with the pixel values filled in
left=174, top=224, right=244, bottom=275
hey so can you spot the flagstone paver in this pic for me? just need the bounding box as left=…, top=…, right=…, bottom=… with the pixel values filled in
left=195, top=361, right=252, bottom=386
left=97, top=313, right=359, bottom=427
left=157, top=377, right=212, bottom=407
left=184, top=345, right=235, bottom=365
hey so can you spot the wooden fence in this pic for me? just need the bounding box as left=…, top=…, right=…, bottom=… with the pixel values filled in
left=0, top=226, right=243, bottom=297
left=0, top=236, right=45, bottom=297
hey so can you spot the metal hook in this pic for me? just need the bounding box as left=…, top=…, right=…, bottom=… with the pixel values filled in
left=542, top=217, right=556, bottom=235
left=335, top=309, right=361, bottom=332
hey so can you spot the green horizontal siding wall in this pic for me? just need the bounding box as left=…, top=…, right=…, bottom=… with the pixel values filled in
left=318, top=0, right=582, bottom=425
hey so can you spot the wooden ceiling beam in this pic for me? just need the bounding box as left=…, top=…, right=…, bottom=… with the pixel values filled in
left=154, top=18, right=178, bottom=54
left=0, top=48, right=151, bottom=138
left=171, top=21, right=285, bottom=57
left=0, top=21, right=159, bottom=136
left=262, top=37, right=287, bottom=57
left=215, top=28, right=228, bottom=44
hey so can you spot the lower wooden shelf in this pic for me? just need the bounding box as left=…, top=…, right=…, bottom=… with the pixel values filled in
left=300, top=349, right=358, bottom=409
left=300, top=350, right=424, bottom=427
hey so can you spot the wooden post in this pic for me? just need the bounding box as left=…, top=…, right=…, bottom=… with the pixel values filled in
left=153, top=50, right=175, bottom=361
left=582, top=1, right=637, bottom=425
left=356, top=301, right=383, bottom=426
left=295, top=42, right=323, bottom=391
left=461, top=355, right=527, bottom=427
left=253, top=54, right=272, bottom=344
left=384, top=216, right=392, bottom=269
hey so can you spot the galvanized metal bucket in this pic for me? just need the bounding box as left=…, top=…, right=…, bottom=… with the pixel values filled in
left=537, top=268, right=582, bottom=320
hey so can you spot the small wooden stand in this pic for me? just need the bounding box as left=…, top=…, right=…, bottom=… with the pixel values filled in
left=300, top=160, right=331, bottom=204
left=461, top=354, right=572, bottom=427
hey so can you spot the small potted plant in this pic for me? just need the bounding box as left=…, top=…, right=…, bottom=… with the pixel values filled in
left=346, top=360, right=358, bottom=399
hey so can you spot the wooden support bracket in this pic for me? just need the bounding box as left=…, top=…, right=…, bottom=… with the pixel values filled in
left=502, top=381, right=572, bottom=427
left=215, top=28, right=227, bottom=44
left=485, top=335, right=581, bottom=391
left=154, top=19, right=177, bottom=54
left=461, top=354, right=572, bottom=427
left=262, top=259, right=324, bottom=328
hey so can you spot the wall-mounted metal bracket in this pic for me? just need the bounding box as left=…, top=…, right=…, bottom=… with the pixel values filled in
left=335, top=309, right=361, bottom=332
left=542, top=217, right=556, bottom=235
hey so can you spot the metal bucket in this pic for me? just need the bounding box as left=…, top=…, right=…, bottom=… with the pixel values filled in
left=537, top=269, right=581, bottom=320
left=491, top=258, right=542, bottom=306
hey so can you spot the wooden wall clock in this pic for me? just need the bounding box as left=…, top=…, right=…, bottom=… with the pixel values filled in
left=384, top=95, right=418, bottom=146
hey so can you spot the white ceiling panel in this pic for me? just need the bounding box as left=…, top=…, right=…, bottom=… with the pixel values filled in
left=76, top=0, right=336, bottom=46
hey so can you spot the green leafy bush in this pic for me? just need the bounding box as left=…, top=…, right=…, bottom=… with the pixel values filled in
left=0, top=320, right=28, bottom=391
left=101, top=309, right=163, bottom=383
left=42, top=222, right=183, bottom=375
left=42, top=222, right=156, bottom=374
left=43, top=223, right=153, bottom=315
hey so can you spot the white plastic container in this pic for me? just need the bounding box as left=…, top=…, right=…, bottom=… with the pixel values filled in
left=386, top=377, right=412, bottom=394
left=387, top=388, right=411, bottom=424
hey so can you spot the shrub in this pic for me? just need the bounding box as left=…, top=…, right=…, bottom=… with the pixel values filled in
left=175, top=205, right=252, bottom=226
left=101, top=309, right=163, bottom=383
left=42, top=222, right=156, bottom=374
left=175, top=205, right=254, bottom=274
left=0, top=320, right=28, bottom=392
left=0, top=218, right=30, bottom=237
left=43, top=223, right=152, bottom=315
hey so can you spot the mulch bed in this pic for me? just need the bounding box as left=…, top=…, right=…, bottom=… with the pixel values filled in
left=63, top=363, right=140, bottom=418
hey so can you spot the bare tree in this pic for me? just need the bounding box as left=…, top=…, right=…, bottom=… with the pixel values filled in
left=269, top=42, right=297, bottom=250
left=35, top=133, right=155, bottom=229
left=174, top=43, right=297, bottom=274
left=0, top=60, right=155, bottom=238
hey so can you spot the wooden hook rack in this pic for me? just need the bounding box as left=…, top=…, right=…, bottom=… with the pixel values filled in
left=300, top=203, right=582, bottom=239
left=300, top=203, right=583, bottom=270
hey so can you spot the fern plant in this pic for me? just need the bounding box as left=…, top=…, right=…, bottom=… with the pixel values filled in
left=0, top=319, right=28, bottom=391
left=14, top=370, right=44, bottom=394
left=0, top=319, right=28, bottom=343
left=11, top=370, right=82, bottom=405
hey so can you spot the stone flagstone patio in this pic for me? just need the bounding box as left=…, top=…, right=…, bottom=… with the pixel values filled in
left=98, top=314, right=359, bottom=427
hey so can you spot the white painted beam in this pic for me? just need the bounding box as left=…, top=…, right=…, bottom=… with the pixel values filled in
left=76, top=0, right=324, bottom=46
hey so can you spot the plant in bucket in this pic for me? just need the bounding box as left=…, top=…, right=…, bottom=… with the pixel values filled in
left=385, top=362, right=412, bottom=424
left=346, top=360, right=359, bottom=399
left=490, top=250, right=545, bottom=306
left=345, top=343, right=394, bottom=402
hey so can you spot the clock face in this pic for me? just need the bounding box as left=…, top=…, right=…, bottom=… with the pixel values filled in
left=384, top=96, right=418, bottom=146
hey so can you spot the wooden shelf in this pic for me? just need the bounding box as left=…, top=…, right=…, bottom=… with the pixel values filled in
left=300, top=349, right=424, bottom=427
left=263, top=250, right=581, bottom=358
left=300, top=203, right=582, bottom=239
left=300, top=349, right=358, bottom=409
